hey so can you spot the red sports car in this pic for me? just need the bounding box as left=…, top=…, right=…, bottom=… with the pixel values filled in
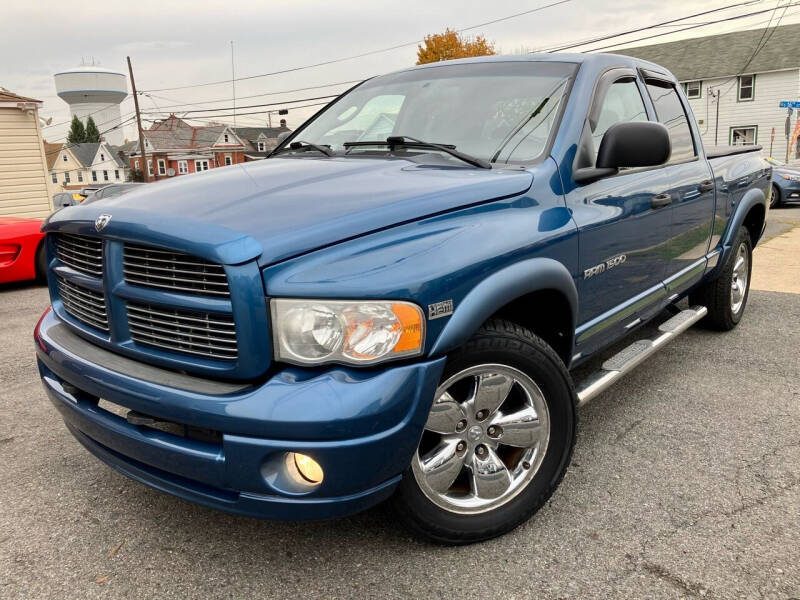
left=0, top=216, right=46, bottom=284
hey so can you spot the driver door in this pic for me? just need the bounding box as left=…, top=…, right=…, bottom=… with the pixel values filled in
left=565, top=71, right=673, bottom=357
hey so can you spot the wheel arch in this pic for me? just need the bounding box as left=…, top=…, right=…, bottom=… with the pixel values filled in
left=429, top=258, right=578, bottom=365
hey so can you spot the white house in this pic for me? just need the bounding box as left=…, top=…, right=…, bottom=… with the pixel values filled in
left=47, top=141, right=129, bottom=192
left=616, top=23, right=800, bottom=161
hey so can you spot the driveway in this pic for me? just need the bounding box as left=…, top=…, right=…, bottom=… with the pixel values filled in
left=1, top=208, right=798, bottom=599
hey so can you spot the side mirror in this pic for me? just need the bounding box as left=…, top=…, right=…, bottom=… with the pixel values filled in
left=596, top=121, right=671, bottom=169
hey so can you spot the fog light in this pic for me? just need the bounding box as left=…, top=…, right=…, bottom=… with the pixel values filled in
left=287, top=452, right=324, bottom=485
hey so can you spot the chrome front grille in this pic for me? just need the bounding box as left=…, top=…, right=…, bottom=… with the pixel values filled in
left=127, top=302, right=238, bottom=360
left=123, top=244, right=230, bottom=297
left=56, top=233, right=103, bottom=276
left=57, top=276, right=109, bottom=331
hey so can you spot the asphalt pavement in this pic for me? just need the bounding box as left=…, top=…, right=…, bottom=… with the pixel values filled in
left=1, top=207, right=799, bottom=599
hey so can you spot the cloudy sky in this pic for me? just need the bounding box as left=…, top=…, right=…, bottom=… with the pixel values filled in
left=2, top=0, right=798, bottom=144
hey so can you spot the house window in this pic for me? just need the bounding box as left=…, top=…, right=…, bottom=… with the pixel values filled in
left=157, top=159, right=166, bottom=175
left=194, top=159, right=209, bottom=172
left=64, top=171, right=71, bottom=184
left=257, top=141, right=265, bottom=152
left=92, top=171, right=97, bottom=182
left=684, top=81, right=701, bottom=99
left=134, top=159, right=140, bottom=170
left=730, top=126, right=757, bottom=146
left=178, top=160, right=188, bottom=174
left=77, top=171, right=83, bottom=182
left=51, top=172, right=57, bottom=184
left=147, top=160, right=153, bottom=176
left=62, top=154, right=67, bottom=162
left=223, top=134, right=229, bottom=143
left=114, top=169, right=120, bottom=180
left=103, top=170, right=109, bottom=181
left=737, top=75, right=754, bottom=101
left=224, top=154, right=232, bottom=166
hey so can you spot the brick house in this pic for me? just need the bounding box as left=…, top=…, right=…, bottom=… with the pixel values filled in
left=129, top=115, right=291, bottom=181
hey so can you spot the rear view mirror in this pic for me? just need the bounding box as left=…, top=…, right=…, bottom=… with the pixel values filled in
left=596, top=121, right=671, bottom=169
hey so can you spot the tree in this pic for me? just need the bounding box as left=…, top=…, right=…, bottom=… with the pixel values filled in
left=416, top=28, right=495, bottom=65
left=66, top=115, right=86, bottom=144
left=127, top=168, right=144, bottom=183
left=85, top=116, right=101, bottom=143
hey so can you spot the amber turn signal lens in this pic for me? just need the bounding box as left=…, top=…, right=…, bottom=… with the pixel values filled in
left=391, top=303, right=424, bottom=353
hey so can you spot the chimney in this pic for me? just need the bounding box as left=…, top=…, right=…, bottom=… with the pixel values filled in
left=280, top=118, right=287, bottom=128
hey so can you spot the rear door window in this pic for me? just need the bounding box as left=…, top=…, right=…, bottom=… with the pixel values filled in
left=645, top=81, right=697, bottom=163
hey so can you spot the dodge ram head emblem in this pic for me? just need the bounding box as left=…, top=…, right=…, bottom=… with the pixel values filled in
left=94, top=214, right=112, bottom=232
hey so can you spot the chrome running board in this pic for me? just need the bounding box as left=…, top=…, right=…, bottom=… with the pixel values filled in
left=575, top=305, right=708, bottom=407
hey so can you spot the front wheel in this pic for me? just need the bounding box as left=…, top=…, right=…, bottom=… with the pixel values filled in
left=770, top=184, right=781, bottom=208
left=391, top=319, right=576, bottom=544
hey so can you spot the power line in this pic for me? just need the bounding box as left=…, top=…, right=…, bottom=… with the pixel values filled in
left=577, top=2, right=800, bottom=53
left=42, top=95, right=132, bottom=129
left=543, top=1, right=763, bottom=52
left=143, top=100, right=332, bottom=123
left=44, top=115, right=138, bottom=157
left=141, top=93, right=340, bottom=115
left=139, top=0, right=571, bottom=92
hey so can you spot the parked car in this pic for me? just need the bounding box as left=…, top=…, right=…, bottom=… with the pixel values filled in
left=82, top=182, right=144, bottom=204
left=52, top=192, right=83, bottom=210
left=34, top=53, right=770, bottom=544
left=0, top=216, right=45, bottom=284
left=765, top=156, right=800, bottom=207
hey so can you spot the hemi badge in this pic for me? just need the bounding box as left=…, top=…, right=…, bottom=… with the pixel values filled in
left=428, top=299, right=454, bottom=320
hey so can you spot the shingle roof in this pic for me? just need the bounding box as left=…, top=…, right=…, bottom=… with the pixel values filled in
left=43, top=142, right=63, bottom=170
left=70, top=143, right=101, bottom=168
left=613, top=23, right=800, bottom=81
left=0, top=89, right=41, bottom=103
left=233, top=126, right=291, bottom=142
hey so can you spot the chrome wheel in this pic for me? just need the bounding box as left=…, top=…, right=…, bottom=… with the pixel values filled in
left=412, top=364, right=550, bottom=514
left=730, top=242, right=749, bottom=314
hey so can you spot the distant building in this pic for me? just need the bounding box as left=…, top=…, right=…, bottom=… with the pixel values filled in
left=0, top=90, right=52, bottom=217
left=127, top=115, right=291, bottom=180
left=46, top=141, right=129, bottom=192
left=615, top=23, right=800, bottom=161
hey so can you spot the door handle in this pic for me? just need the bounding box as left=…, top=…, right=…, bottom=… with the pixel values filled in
left=650, top=193, right=672, bottom=209
left=699, top=180, right=714, bottom=193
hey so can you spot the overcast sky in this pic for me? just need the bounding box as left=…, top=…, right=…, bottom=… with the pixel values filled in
left=3, top=0, right=798, bottom=144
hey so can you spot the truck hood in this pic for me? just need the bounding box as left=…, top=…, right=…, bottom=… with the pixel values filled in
left=45, top=157, right=533, bottom=266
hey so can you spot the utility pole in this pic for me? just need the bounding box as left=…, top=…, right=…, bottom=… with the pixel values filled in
left=127, top=56, right=149, bottom=183
left=231, top=41, right=236, bottom=128
left=708, top=88, right=721, bottom=146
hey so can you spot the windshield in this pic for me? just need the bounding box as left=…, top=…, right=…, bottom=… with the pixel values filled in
left=289, top=61, right=575, bottom=165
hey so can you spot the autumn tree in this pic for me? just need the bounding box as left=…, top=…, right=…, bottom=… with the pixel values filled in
left=66, top=115, right=86, bottom=144
left=85, top=116, right=101, bottom=143
left=416, top=29, right=495, bottom=65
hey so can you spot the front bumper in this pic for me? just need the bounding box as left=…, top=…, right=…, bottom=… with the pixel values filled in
left=35, top=309, right=445, bottom=520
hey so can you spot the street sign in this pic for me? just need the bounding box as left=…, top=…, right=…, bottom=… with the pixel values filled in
left=779, top=100, right=800, bottom=108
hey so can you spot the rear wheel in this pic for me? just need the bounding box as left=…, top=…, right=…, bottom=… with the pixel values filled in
left=35, top=243, right=47, bottom=283
left=690, top=226, right=752, bottom=330
left=391, top=319, right=576, bottom=544
left=770, top=184, right=781, bottom=208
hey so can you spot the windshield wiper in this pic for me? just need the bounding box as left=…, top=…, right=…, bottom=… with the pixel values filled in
left=274, top=140, right=334, bottom=157
left=344, top=135, right=491, bottom=169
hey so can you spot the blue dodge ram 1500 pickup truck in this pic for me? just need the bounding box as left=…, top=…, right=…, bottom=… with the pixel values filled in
left=35, top=53, right=770, bottom=544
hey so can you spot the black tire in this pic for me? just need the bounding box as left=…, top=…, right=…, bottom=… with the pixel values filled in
left=770, top=184, right=781, bottom=208
left=390, top=319, right=577, bottom=545
left=35, top=242, right=48, bottom=284
left=689, top=225, right=752, bottom=331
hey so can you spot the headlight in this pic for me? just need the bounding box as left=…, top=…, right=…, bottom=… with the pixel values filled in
left=271, top=299, right=425, bottom=365
left=780, top=173, right=800, bottom=181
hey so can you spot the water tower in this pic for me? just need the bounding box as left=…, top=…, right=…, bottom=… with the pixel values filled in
left=54, top=64, right=127, bottom=146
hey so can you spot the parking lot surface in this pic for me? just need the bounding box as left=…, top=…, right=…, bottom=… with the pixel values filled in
left=1, top=207, right=799, bottom=599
